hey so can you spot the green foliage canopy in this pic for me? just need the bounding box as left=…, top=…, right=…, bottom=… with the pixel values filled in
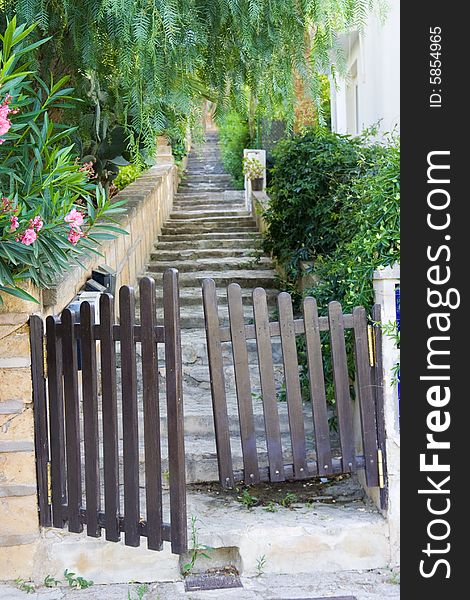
left=2, top=1, right=378, bottom=156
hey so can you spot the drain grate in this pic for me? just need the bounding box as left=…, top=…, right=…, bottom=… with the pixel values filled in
left=184, top=572, right=243, bottom=592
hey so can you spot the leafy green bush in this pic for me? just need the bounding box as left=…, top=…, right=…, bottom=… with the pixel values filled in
left=263, top=128, right=374, bottom=282
left=218, top=111, right=251, bottom=189
left=307, top=139, right=400, bottom=313
left=0, top=19, right=126, bottom=303
left=114, top=164, right=144, bottom=191
left=262, top=128, right=399, bottom=411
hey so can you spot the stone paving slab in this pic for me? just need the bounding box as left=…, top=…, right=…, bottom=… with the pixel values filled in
left=0, top=570, right=400, bottom=600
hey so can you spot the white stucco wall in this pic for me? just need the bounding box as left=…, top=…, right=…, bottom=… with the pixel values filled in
left=331, top=0, right=400, bottom=137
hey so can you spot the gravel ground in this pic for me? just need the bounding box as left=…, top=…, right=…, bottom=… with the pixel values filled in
left=0, top=569, right=400, bottom=600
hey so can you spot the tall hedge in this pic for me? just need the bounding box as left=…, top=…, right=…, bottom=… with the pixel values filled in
left=263, top=127, right=400, bottom=312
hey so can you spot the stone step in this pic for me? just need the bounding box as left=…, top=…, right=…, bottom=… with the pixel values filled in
left=185, top=165, right=226, bottom=174
left=172, top=203, right=246, bottom=212
left=155, top=303, right=259, bottom=328
left=165, top=215, right=254, bottom=226
left=175, top=191, right=243, bottom=201
left=144, top=269, right=277, bottom=289
left=155, top=237, right=262, bottom=250
left=178, top=186, right=227, bottom=193
left=84, top=435, right=319, bottom=484
left=182, top=174, right=232, bottom=184
left=157, top=232, right=262, bottom=243
left=186, top=156, right=221, bottom=163
left=169, top=209, right=250, bottom=219
left=103, top=398, right=312, bottom=442
left=151, top=247, right=260, bottom=261
left=161, top=224, right=258, bottom=235
left=184, top=157, right=222, bottom=165
left=147, top=256, right=273, bottom=274
left=153, top=286, right=278, bottom=307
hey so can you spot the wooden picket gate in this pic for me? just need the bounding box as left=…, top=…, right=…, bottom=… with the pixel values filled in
left=202, top=280, right=386, bottom=499
left=30, top=270, right=187, bottom=554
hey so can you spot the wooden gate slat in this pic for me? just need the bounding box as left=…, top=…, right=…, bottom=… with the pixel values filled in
left=372, top=304, right=388, bottom=509
left=119, top=286, right=140, bottom=547
left=277, top=292, right=308, bottom=479
left=353, top=307, right=379, bottom=487
left=29, top=315, right=52, bottom=527
left=80, top=302, right=101, bottom=537
left=46, top=316, right=66, bottom=528
left=227, top=283, right=259, bottom=484
left=163, top=269, right=187, bottom=554
left=202, top=278, right=234, bottom=488
left=303, top=297, right=333, bottom=476
left=328, top=301, right=355, bottom=473
left=99, top=293, right=120, bottom=541
left=252, top=287, right=284, bottom=482
left=61, top=308, right=83, bottom=533
left=140, top=277, right=163, bottom=551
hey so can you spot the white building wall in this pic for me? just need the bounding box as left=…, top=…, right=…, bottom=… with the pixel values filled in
left=331, top=0, right=400, bottom=137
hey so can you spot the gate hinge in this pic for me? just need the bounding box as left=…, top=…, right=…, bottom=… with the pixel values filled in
left=47, top=462, right=52, bottom=505
left=377, top=449, right=385, bottom=489
left=367, top=324, right=376, bottom=367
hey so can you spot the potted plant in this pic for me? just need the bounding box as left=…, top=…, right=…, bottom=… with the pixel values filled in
left=243, top=156, right=264, bottom=191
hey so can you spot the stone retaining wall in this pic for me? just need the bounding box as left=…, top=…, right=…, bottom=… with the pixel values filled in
left=0, top=141, right=178, bottom=581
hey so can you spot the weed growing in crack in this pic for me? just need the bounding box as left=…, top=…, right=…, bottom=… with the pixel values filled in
left=256, top=555, right=267, bottom=576
left=128, top=582, right=149, bottom=599
left=15, top=579, right=35, bottom=594
left=280, top=492, right=298, bottom=508
left=237, top=487, right=259, bottom=509
left=64, top=569, right=94, bottom=589
left=263, top=501, right=278, bottom=513
left=44, top=574, right=60, bottom=587
left=181, top=516, right=213, bottom=576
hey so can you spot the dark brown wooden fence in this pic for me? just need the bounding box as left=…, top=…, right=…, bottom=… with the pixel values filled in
left=30, top=270, right=187, bottom=554
left=202, top=280, right=383, bottom=492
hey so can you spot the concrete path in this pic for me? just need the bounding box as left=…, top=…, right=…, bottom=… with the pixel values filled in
left=0, top=569, right=400, bottom=599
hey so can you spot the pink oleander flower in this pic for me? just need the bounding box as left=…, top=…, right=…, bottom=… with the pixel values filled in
left=68, top=227, right=84, bottom=245
left=19, top=228, right=37, bottom=246
left=79, top=160, right=96, bottom=179
left=30, top=215, right=43, bottom=232
left=9, top=215, right=19, bottom=232
left=0, top=94, right=15, bottom=143
left=1, top=197, right=13, bottom=212
left=64, top=208, right=85, bottom=228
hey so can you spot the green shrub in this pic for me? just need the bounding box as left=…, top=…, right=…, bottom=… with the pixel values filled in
left=0, top=19, right=126, bottom=304
left=307, top=139, right=400, bottom=313
left=262, top=129, right=399, bottom=410
left=263, top=128, right=372, bottom=282
left=218, top=111, right=251, bottom=189
left=114, top=164, right=144, bottom=191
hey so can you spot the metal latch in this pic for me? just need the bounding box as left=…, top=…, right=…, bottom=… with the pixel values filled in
left=367, top=324, right=376, bottom=367
left=377, top=449, right=385, bottom=489
left=47, top=462, right=52, bottom=505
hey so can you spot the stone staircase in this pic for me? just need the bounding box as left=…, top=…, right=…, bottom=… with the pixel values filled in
left=134, top=131, right=305, bottom=483
left=144, top=131, right=278, bottom=329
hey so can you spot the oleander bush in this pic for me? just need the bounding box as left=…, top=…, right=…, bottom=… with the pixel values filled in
left=0, top=19, right=126, bottom=304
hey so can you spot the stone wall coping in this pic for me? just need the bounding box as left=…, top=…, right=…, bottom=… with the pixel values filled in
left=373, top=263, right=400, bottom=281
